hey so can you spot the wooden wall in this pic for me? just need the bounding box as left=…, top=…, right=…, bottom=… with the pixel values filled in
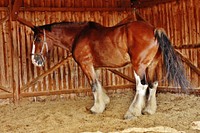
left=0, top=0, right=199, bottom=101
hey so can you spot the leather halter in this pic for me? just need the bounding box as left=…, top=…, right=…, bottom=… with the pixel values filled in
left=31, top=29, right=48, bottom=66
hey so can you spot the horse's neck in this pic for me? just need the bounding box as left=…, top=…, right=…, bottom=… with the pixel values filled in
left=51, top=24, right=87, bottom=51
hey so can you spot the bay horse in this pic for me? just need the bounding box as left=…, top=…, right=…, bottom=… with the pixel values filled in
left=30, top=21, right=189, bottom=119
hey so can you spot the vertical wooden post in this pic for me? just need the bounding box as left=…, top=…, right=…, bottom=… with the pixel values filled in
left=8, top=0, right=16, bottom=102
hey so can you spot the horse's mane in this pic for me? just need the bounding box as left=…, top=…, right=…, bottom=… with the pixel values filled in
left=37, top=21, right=87, bottom=31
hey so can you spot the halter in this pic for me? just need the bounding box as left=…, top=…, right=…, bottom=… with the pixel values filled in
left=31, top=29, right=49, bottom=66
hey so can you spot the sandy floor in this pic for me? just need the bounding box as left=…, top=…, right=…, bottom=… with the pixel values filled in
left=0, top=91, right=200, bottom=133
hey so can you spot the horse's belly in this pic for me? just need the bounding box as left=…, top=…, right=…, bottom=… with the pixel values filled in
left=94, top=51, right=131, bottom=68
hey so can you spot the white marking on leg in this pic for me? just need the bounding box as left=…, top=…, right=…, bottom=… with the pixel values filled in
left=124, top=71, right=148, bottom=119
left=143, top=81, right=158, bottom=115
left=90, top=80, right=110, bottom=114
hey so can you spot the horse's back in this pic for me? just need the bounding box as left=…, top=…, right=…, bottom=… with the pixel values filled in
left=72, top=21, right=159, bottom=69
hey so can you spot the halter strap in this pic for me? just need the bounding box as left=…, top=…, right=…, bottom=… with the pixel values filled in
left=40, top=29, right=48, bottom=54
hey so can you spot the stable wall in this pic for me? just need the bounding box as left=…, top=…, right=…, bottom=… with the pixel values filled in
left=0, top=0, right=199, bottom=101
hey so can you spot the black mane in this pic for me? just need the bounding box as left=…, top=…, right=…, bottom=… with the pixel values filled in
left=37, top=21, right=87, bottom=31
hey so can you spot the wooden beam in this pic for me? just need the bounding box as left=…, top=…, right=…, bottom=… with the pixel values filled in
left=175, top=50, right=200, bottom=75
left=174, top=43, right=200, bottom=49
left=17, top=17, right=35, bottom=29
left=20, top=85, right=134, bottom=98
left=0, top=86, right=12, bottom=93
left=11, top=0, right=22, bottom=21
left=20, top=55, right=72, bottom=92
left=0, top=93, right=13, bottom=99
left=132, top=0, right=178, bottom=8
left=20, top=7, right=133, bottom=12
left=157, top=86, right=200, bottom=95
left=108, top=69, right=135, bottom=83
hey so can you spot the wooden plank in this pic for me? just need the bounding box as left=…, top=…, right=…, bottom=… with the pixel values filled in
left=0, top=17, right=5, bottom=86
left=0, top=93, right=13, bottom=99
left=196, top=0, right=200, bottom=86
left=11, top=21, right=20, bottom=101
left=11, top=0, right=22, bottom=20
left=19, top=7, right=133, bottom=12
left=17, top=22, right=22, bottom=91
left=20, top=23, right=28, bottom=89
left=2, top=28, right=10, bottom=93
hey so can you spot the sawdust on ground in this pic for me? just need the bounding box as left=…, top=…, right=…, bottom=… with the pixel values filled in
left=0, top=90, right=200, bottom=133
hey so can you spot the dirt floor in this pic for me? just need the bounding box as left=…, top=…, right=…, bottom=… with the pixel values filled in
left=0, top=90, right=200, bottom=133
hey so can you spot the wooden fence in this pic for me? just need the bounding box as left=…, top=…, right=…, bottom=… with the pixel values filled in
left=0, top=0, right=199, bottom=101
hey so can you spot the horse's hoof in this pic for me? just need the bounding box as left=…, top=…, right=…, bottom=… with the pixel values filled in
left=90, top=104, right=105, bottom=114
left=124, top=111, right=137, bottom=120
left=142, top=108, right=156, bottom=115
left=142, top=109, right=150, bottom=115
left=104, top=96, right=110, bottom=105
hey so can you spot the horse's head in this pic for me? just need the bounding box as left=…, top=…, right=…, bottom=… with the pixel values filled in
left=31, top=28, right=53, bottom=67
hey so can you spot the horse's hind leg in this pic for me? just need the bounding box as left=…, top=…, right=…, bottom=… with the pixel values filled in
left=80, top=64, right=110, bottom=113
left=124, top=71, right=148, bottom=119
left=143, top=51, right=161, bottom=115
left=142, top=81, right=158, bottom=115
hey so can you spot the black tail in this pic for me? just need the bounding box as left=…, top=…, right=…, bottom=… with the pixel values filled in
left=154, top=28, right=190, bottom=90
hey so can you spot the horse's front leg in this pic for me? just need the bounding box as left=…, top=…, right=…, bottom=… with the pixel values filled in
left=90, top=79, right=110, bottom=113
left=79, top=64, right=110, bottom=113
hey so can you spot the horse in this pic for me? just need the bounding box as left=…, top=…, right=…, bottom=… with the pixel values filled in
left=30, top=20, right=190, bottom=119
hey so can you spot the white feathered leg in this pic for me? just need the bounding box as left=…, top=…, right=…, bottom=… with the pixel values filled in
left=124, top=71, right=148, bottom=119
left=143, top=81, right=158, bottom=115
left=90, top=80, right=110, bottom=114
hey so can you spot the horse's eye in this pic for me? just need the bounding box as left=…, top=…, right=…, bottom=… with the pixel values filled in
left=36, top=37, right=41, bottom=42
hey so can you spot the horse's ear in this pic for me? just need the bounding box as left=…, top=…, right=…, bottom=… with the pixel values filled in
left=31, top=26, right=39, bottom=33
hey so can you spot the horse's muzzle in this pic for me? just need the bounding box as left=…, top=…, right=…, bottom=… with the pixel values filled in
left=31, top=54, right=45, bottom=67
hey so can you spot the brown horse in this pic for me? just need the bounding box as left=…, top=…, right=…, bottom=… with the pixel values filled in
left=31, top=21, right=189, bottom=119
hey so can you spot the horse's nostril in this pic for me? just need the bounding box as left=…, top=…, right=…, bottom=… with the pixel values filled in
left=37, top=59, right=43, bottom=65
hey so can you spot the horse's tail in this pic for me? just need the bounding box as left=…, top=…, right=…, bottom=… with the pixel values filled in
left=154, top=28, right=190, bottom=90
